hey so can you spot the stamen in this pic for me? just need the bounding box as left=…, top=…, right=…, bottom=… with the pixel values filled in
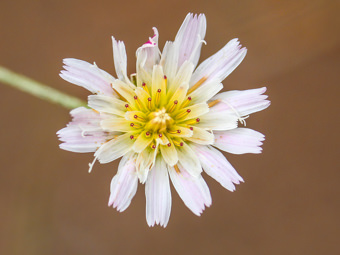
left=158, top=133, right=163, bottom=138
left=151, top=143, right=156, bottom=149
left=147, top=97, right=152, bottom=109
left=130, top=135, right=135, bottom=140
left=134, top=95, right=142, bottom=109
left=168, top=129, right=181, bottom=134
left=155, top=89, right=162, bottom=106
left=134, top=114, right=145, bottom=122
left=208, top=99, right=221, bottom=108
left=142, top=82, right=150, bottom=95
left=189, top=127, right=193, bottom=131
left=181, top=96, right=192, bottom=108
left=187, top=76, right=207, bottom=94
left=173, top=140, right=184, bottom=147
left=125, top=104, right=132, bottom=111
left=174, top=164, right=180, bottom=174
left=168, top=100, right=178, bottom=113
left=176, top=109, right=191, bottom=119
left=145, top=132, right=151, bottom=137
left=185, top=118, right=200, bottom=125
left=163, top=75, right=167, bottom=92
left=167, top=143, right=171, bottom=147
left=130, top=123, right=142, bottom=129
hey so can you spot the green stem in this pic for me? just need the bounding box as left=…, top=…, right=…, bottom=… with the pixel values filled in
left=0, top=66, right=86, bottom=109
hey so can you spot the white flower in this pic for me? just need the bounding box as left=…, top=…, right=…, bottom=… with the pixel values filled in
left=57, top=13, right=270, bottom=227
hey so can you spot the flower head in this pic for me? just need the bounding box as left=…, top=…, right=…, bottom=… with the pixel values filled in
left=57, top=13, right=270, bottom=227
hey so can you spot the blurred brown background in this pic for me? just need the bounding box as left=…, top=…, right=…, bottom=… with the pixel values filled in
left=0, top=0, right=339, bottom=254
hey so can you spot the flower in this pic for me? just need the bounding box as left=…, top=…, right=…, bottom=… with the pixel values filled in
left=57, top=13, right=270, bottom=227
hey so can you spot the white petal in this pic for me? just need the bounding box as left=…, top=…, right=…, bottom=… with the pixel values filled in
left=145, top=157, right=172, bottom=227
left=190, top=39, right=247, bottom=86
left=160, top=141, right=178, bottom=166
left=190, top=144, right=243, bottom=191
left=60, top=58, right=115, bottom=95
left=57, top=107, right=113, bottom=152
left=177, top=142, right=202, bottom=177
left=185, top=127, right=214, bottom=145
left=88, top=95, right=126, bottom=117
left=175, top=13, right=207, bottom=68
left=111, top=37, right=129, bottom=83
left=210, top=87, right=270, bottom=116
left=95, top=132, right=134, bottom=163
left=108, top=153, right=138, bottom=212
left=136, top=27, right=160, bottom=74
left=188, top=79, right=223, bottom=105
left=195, top=110, right=239, bottom=130
left=160, top=41, right=178, bottom=83
left=214, top=128, right=265, bottom=154
left=135, top=146, right=158, bottom=184
left=168, top=163, right=211, bottom=216
left=167, top=61, right=194, bottom=97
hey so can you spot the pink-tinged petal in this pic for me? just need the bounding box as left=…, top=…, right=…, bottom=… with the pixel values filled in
left=57, top=107, right=114, bottom=153
left=59, top=58, right=115, bottom=96
left=210, top=87, right=270, bottom=116
left=175, top=13, right=207, bottom=69
left=214, top=128, right=265, bottom=154
left=190, top=38, right=247, bottom=87
left=108, top=153, right=138, bottom=212
left=136, top=27, right=160, bottom=75
left=168, top=163, right=211, bottom=216
left=190, top=144, right=244, bottom=191
left=145, top=157, right=172, bottom=227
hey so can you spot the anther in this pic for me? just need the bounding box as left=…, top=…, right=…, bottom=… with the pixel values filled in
left=151, top=144, right=156, bottom=149
left=168, top=100, right=178, bottom=113
left=155, top=89, right=162, bottom=106
left=142, top=82, right=150, bottom=95
left=174, top=164, right=180, bottom=173
left=167, top=143, right=171, bottom=147
left=181, top=96, right=192, bottom=108
left=176, top=108, right=191, bottom=119
left=196, top=118, right=200, bottom=122
left=208, top=99, right=221, bottom=108
left=189, top=127, right=193, bottom=131
left=145, top=132, right=150, bottom=137
left=134, top=95, right=142, bottom=109
left=187, top=76, right=208, bottom=94
left=125, top=104, right=131, bottom=110
left=158, top=133, right=163, bottom=138
left=147, top=97, right=152, bottom=109
left=177, top=130, right=181, bottom=133
left=130, top=123, right=134, bottom=127
left=130, top=135, right=134, bottom=140
left=180, top=142, right=184, bottom=146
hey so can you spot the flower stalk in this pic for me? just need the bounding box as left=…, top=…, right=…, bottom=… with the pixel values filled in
left=0, top=66, right=86, bottom=109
